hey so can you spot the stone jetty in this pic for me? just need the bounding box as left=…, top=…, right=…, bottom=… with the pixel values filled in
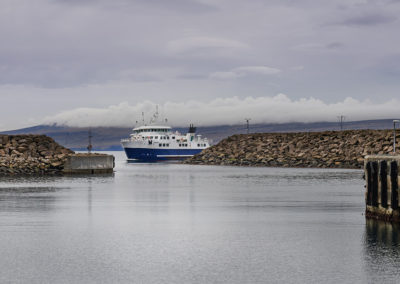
left=185, top=130, right=398, bottom=169
left=0, top=134, right=74, bottom=175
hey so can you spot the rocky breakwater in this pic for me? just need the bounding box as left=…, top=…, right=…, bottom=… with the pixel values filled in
left=0, top=135, right=74, bottom=175
left=185, top=130, right=397, bottom=169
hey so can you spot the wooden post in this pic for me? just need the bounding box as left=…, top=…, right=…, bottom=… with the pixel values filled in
left=380, top=161, right=388, bottom=208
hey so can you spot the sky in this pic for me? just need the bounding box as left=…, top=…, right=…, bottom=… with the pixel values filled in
left=1, top=0, right=400, bottom=130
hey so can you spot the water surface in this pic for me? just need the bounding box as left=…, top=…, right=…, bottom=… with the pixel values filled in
left=0, top=152, right=399, bottom=283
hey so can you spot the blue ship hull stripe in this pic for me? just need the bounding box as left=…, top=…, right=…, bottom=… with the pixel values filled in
left=123, top=147, right=203, bottom=161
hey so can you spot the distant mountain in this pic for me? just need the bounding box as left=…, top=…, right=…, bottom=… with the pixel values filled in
left=1, top=119, right=396, bottom=151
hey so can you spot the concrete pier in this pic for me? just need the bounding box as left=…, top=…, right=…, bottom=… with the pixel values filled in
left=364, top=155, right=400, bottom=222
left=63, top=153, right=114, bottom=174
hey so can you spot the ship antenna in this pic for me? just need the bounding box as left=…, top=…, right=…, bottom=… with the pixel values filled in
left=154, top=105, right=159, bottom=123
left=150, top=106, right=159, bottom=124
left=142, top=112, right=145, bottom=125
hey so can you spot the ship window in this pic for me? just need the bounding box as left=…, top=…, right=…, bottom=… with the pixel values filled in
left=159, top=144, right=162, bottom=147
left=162, top=143, right=165, bottom=146
left=167, top=136, right=169, bottom=140
left=197, top=144, right=200, bottom=147
left=167, top=144, right=169, bottom=147
left=155, top=136, right=158, bottom=139
left=172, top=136, right=175, bottom=139
left=150, top=136, right=153, bottom=139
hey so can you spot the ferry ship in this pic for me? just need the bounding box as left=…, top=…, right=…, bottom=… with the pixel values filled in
left=121, top=114, right=209, bottom=161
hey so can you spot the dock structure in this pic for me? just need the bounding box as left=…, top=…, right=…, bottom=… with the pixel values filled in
left=63, top=153, right=114, bottom=174
left=364, top=155, right=400, bottom=222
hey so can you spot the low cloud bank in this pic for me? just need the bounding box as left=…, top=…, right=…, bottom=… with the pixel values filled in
left=42, top=94, right=400, bottom=128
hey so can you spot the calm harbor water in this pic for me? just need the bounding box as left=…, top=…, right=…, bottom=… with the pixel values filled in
left=0, top=151, right=399, bottom=283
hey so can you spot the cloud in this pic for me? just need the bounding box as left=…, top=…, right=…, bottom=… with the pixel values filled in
left=2, top=0, right=400, bottom=129
left=210, top=66, right=281, bottom=79
left=141, top=0, right=218, bottom=13
left=326, top=42, right=344, bottom=49
left=292, top=42, right=344, bottom=51
left=54, top=0, right=218, bottom=13
left=166, top=36, right=249, bottom=56
left=336, top=13, right=397, bottom=26
left=42, top=94, right=400, bottom=128
left=289, top=66, right=304, bottom=71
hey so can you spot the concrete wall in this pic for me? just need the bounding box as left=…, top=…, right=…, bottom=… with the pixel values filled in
left=364, top=155, right=400, bottom=222
left=63, top=154, right=114, bottom=174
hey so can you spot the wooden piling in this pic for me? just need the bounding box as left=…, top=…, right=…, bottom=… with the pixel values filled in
left=365, top=155, right=400, bottom=222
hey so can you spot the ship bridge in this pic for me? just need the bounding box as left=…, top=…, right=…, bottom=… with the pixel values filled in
left=132, top=125, right=172, bottom=133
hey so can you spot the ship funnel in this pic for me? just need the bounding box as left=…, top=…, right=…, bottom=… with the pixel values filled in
left=188, top=124, right=197, bottom=133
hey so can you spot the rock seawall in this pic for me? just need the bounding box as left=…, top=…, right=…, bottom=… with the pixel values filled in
left=185, top=130, right=397, bottom=169
left=0, top=135, right=74, bottom=175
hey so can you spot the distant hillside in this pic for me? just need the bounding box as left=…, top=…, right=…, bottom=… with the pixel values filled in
left=1, top=119, right=396, bottom=151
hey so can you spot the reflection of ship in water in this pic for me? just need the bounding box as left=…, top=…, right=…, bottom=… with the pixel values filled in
left=364, top=219, right=400, bottom=281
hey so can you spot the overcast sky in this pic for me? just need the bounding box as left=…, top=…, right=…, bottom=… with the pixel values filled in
left=1, top=0, right=400, bottom=130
